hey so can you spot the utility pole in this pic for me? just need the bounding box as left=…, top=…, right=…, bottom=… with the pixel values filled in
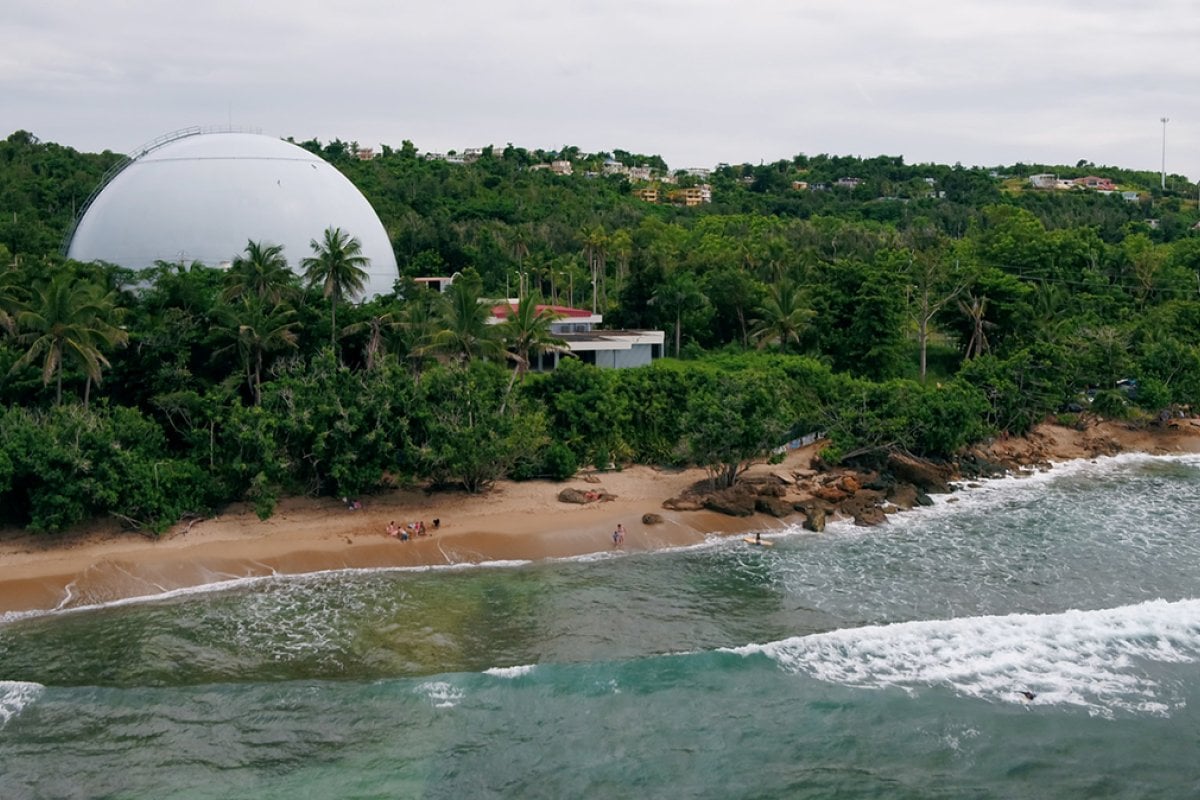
left=1160, top=117, right=1169, bottom=190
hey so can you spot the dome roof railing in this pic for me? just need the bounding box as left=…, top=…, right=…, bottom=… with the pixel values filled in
left=61, top=125, right=264, bottom=258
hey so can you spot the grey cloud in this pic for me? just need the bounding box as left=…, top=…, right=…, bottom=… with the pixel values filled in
left=3, top=0, right=1197, bottom=178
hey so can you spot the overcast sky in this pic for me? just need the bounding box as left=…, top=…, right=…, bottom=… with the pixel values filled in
left=4, top=0, right=1199, bottom=179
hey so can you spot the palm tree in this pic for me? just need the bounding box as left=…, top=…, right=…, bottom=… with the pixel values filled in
left=608, top=228, right=633, bottom=301
left=650, top=271, right=707, bottom=357
left=216, top=297, right=300, bottom=405
left=421, top=271, right=506, bottom=363
left=581, top=225, right=608, bottom=312
left=224, top=240, right=297, bottom=305
left=11, top=273, right=128, bottom=405
left=749, top=277, right=814, bottom=355
left=0, top=262, right=24, bottom=337
left=301, top=226, right=370, bottom=347
left=395, top=289, right=446, bottom=374
left=497, top=291, right=567, bottom=376
left=340, top=311, right=392, bottom=371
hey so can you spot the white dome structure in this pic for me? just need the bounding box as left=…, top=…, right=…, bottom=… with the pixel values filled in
left=67, top=129, right=398, bottom=298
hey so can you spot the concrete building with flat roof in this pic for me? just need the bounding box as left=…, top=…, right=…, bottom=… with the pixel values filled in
left=488, top=301, right=665, bottom=369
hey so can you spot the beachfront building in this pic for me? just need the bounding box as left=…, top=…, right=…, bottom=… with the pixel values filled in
left=65, top=127, right=399, bottom=297
left=488, top=301, right=665, bottom=370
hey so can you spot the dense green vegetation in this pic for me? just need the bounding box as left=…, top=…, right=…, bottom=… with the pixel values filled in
left=2, top=129, right=1199, bottom=534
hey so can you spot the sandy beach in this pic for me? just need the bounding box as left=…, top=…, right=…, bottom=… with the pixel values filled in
left=3, top=418, right=1199, bottom=616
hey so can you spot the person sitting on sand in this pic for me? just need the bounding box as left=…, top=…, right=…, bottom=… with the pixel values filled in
left=386, top=521, right=399, bottom=538
left=433, top=518, right=440, bottom=530
left=417, top=520, right=426, bottom=536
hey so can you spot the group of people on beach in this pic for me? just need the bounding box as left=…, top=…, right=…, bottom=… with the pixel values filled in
left=387, top=519, right=439, bottom=540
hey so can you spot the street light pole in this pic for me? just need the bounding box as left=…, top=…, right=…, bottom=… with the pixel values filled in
left=1160, top=116, right=1169, bottom=191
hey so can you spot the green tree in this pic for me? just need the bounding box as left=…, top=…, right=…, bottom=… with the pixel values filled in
left=581, top=225, right=608, bottom=312
left=422, top=270, right=506, bottom=363
left=224, top=240, right=298, bottom=305
left=497, top=291, right=567, bottom=377
left=0, top=249, right=23, bottom=337
left=650, top=270, right=710, bottom=357
left=811, top=257, right=907, bottom=380
left=903, top=243, right=968, bottom=383
left=393, top=284, right=446, bottom=374
left=1122, top=233, right=1168, bottom=307
left=256, top=351, right=416, bottom=497
left=683, top=368, right=793, bottom=488
left=750, top=276, right=814, bottom=355
left=522, top=358, right=629, bottom=468
left=415, top=361, right=548, bottom=492
left=11, top=273, right=128, bottom=405
left=302, top=226, right=370, bottom=347
left=216, top=298, right=300, bottom=405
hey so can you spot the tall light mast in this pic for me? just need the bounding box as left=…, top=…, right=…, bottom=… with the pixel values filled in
left=1161, top=116, right=1169, bottom=190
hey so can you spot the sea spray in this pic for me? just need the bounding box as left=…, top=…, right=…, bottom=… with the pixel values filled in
left=0, top=681, right=43, bottom=728
left=728, top=598, right=1200, bottom=716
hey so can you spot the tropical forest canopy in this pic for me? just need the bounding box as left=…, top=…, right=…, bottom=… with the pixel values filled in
left=2, top=129, right=1199, bottom=534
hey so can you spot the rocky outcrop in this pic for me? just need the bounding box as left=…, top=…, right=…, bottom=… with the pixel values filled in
left=642, top=513, right=664, bottom=525
left=651, top=444, right=1005, bottom=530
left=801, top=505, right=826, bottom=532
left=886, top=452, right=953, bottom=494
left=755, top=496, right=795, bottom=518
left=702, top=486, right=757, bottom=517
left=557, top=488, right=591, bottom=504
left=957, top=452, right=1009, bottom=480
left=813, top=484, right=849, bottom=503
left=662, top=495, right=705, bottom=511
left=842, top=489, right=888, bottom=527
left=558, top=488, right=615, bottom=504
left=886, top=483, right=918, bottom=510
left=740, top=475, right=788, bottom=497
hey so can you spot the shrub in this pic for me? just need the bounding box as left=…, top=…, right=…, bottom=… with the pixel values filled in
left=1090, top=389, right=1130, bottom=419
left=540, top=442, right=578, bottom=481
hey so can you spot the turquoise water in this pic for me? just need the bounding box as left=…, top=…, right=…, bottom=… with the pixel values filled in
left=3, top=453, right=1200, bottom=798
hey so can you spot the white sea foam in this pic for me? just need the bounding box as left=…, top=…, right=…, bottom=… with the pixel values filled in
left=0, top=680, right=44, bottom=728
left=810, top=451, right=1200, bottom=544
left=728, top=598, right=1200, bottom=717
left=483, top=664, right=538, bottom=679
left=0, top=559, right=543, bottom=626
left=416, top=680, right=464, bottom=708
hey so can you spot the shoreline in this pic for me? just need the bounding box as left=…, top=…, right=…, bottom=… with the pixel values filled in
left=2, top=418, right=1199, bottom=617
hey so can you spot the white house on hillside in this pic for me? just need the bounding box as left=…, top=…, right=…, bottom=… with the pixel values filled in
left=488, top=301, right=665, bottom=370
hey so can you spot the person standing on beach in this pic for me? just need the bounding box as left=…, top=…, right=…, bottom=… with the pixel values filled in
left=613, top=524, right=626, bottom=546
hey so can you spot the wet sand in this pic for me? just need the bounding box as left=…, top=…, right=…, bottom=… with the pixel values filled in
left=0, top=457, right=788, bottom=615
left=2, top=419, right=1198, bottom=616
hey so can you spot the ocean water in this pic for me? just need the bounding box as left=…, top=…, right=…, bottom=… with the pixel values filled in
left=3, top=453, right=1200, bottom=798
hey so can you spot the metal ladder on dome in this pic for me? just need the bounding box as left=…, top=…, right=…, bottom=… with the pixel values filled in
left=59, top=125, right=263, bottom=258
